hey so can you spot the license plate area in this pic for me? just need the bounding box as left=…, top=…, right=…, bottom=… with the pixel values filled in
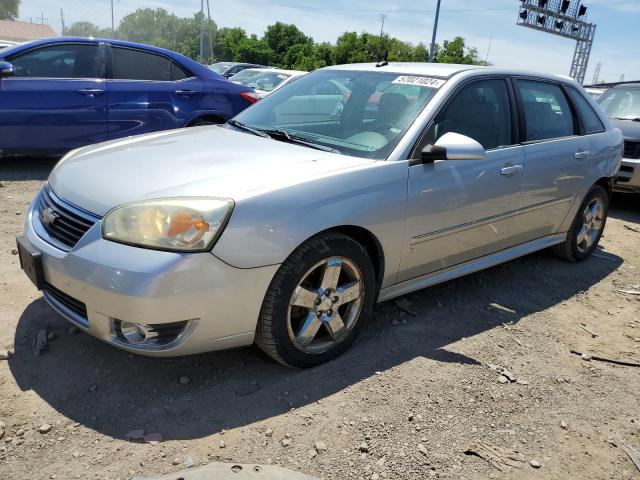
left=16, top=235, right=44, bottom=290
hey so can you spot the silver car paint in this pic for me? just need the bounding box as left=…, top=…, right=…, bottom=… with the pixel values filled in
left=29, top=63, right=622, bottom=356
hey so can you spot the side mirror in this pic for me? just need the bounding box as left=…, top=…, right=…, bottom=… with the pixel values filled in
left=0, top=61, right=14, bottom=78
left=411, top=132, right=486, bottom=165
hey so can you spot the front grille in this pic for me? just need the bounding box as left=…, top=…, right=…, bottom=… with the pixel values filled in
left=38, top=185, right=99, bottom=250
left=44, top=283, right=88, bottom=321
left=624, top=141, right=640, bottom=159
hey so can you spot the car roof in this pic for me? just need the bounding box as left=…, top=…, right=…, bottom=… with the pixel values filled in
left=323, top=62, right=578, bottom=84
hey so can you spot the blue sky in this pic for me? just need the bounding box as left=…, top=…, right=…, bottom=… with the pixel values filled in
left=20, top=0, right=640, bottom=83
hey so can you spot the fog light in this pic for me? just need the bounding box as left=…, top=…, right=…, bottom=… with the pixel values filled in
left=120, top=321, right=154, bottom=344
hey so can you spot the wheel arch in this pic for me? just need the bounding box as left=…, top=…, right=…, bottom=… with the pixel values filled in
left=187, top=114, right=226, bottom=126
left=593, top=176, right=613, bottom=198
left=308, top=225, right=386, bottom=297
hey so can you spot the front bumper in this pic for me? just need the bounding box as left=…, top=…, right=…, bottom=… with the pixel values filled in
left=614, top=157, right=640, bottom=193
left=23, top=189, right=279, bottom=356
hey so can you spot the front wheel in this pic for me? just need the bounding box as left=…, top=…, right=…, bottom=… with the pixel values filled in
left=552, top=185, right=609, bottom=262
left=255, top=232, right=375, bottom=368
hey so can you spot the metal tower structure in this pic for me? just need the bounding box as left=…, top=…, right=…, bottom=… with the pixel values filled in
left=592, top=61, right=601, bottom=85
left=516, top=0, right=596, bottom=84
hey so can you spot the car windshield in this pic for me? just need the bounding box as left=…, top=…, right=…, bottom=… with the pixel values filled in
left=228, top=68, right=267, bottom=84
left=233, top=71, right=292, bottom=92
left=597, top=87, right=640, bottom=120
left=208, top=63, right=232, bottom=74
left=230, top=69, right=443, bottom=159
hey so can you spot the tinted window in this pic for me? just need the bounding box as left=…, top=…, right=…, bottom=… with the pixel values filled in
left=518, top=80, right=574, bottom=141
left=566, top=87, right=605, bottom=134
left=9, top=44, right=102, bottom=79
left=426, top=79, right=513, bottom=151
left=112, top=47, right=188, bottom=81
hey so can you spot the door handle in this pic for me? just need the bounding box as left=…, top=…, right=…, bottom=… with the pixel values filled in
left=500, top=164, right=523, bottom=177
left=175, top=89, right=197, bottom=96
left=575, top=150, right=591, bottom=160
left=77, top=88, right=104, bottom=98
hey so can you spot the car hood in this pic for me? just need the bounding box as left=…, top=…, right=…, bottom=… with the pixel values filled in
left=611, top=119, right=640, bottom=142
left=49, top=127, right=374, bottom=217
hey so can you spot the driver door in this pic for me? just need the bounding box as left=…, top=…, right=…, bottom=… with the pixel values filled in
left=398, top=78, right=525, bottom=282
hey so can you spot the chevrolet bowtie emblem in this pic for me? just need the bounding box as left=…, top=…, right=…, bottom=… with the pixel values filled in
left=42, top=207, right=58, bottom=226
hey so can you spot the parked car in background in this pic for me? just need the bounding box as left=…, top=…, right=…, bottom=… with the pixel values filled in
left=0, top=37, right=258, bottom=157
left=597, top=83, right=640, bottom=194
left=208, top=61, right=265, bottom=78
left=17, top=63, right=621, bottom=367
left=228, top=68, right=307, bottom=98
left=585, top=86, right=607, bottom=100
left=0, top=39, right=17, bottom=50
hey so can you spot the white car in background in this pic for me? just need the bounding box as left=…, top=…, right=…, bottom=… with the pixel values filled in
left=229, top=68, right=307, bottom=98
left=0, top=39, right=17, bottom=50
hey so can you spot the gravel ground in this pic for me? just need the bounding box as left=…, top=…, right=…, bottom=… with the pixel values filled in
left=1, top=158, right=639, bottom=480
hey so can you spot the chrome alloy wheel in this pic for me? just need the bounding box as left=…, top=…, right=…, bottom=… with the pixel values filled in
left=577, top=197, right=605, bottom=254
left=287, top=257, right=364, bottom=354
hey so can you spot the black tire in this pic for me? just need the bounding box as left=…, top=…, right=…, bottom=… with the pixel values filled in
left=552, top=184, right=609, bottom=262
left=255, top=232, right=376, bottom=368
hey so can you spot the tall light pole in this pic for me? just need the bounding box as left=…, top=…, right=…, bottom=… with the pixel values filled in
left=110, top=0, right=115, bottom=35
left=428, top=0, right=442, bottom=63
left=199, top=0, right=205, bottom=62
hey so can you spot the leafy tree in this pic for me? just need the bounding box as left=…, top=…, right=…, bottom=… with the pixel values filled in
left=0, top=0, right=19, bottom=21
left=435, top=36, right=487, bottom=65
left=263, top=22, right=311, bottom=62
left=234, top=35, right=275, bottom=65
left=412, top=43, right=430, bottom=62
left=65, top=21, right=112, bottom=38
left=214, top=27, right=248, bottom=62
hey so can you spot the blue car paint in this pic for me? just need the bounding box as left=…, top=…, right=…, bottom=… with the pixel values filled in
left=0, top=37, right=255, bottom=156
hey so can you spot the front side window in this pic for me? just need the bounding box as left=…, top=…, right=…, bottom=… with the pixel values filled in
left=231, top=70, right=443, bottom=160
left=112, top=47, right=187, bottom=81
left=517, top=80, right=574, bottom=141
left=9, top=44, right=102, bottom=79
left=422, top=79, right=513, bottom=151
left=566, top=87, right=605, bottom=134
left=597, top=87, right=640, bottom=121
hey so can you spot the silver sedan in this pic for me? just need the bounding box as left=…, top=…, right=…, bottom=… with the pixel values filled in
left=18, top=63, right=622, bottom=367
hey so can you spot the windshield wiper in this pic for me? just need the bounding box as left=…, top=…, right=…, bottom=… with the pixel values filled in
left=613, top=117, right=640, bottom=122
left=258, top=128, right=341, bottom=153
left=227, top=119, right=271, bottom=138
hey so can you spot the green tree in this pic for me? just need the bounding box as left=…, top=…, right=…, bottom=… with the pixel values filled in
left=412, top=43, right=430, bottom=62
left=263, top=22, right=311, bottom=64
left=435, top=36, right=487, bottom=65
left=0, top=0, right=19, bottom=21
left=234, top=35, right=275, bottom=65
left=65, top=21, right=112, bottom=38
left=214, top=27, right=248, bottom=61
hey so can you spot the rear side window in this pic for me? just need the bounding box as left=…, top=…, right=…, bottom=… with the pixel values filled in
left=425, top=79, right=513, bottom=151
left=112, top=47, right=189, bottom=81
left=566, top=87, right=605, bottom=134
left=9, top=44, right=102, bottom=79
left=517, top=80, right=574, bottom=141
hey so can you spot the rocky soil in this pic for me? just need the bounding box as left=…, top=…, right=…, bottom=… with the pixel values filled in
left=1, top=158, right=639, bottom=480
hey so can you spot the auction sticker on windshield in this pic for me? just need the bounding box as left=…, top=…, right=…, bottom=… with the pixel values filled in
left=392, top=76, right=447, bottom=88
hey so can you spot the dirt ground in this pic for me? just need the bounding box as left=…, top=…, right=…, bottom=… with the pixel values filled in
left=1, top=158, right=639, bottom=480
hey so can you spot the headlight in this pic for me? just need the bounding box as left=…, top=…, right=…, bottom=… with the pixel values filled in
left=102, top=198, right=234, bottom=252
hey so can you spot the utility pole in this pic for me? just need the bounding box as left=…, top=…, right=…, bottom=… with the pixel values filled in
left=60, top=9, right=65, bottom=35
left=207, top=0, right=214, bottom=61
left=199, top=0, right=205, bottom=62
left=428, top=0, right=442, bottom=63
left=485, top=35, right=493, bottom=64
left=111, top=0, right=115, bottom=35
left=379, top=12, right=387, bottom=37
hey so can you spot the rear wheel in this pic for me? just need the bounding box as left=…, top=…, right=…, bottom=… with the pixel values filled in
left=255, top=232, right=375, bottom=368
left=552, top=185, right=609, bottom=262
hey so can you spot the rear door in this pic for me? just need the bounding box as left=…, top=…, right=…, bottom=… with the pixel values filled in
left=512, top=79, right=592, bottom=240
left=106, top=45, right=203, bottom=139
left=0, top=42, right=107, bottom=153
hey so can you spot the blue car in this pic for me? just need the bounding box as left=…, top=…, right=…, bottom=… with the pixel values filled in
left=0, top=37, right=259, bottom=157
